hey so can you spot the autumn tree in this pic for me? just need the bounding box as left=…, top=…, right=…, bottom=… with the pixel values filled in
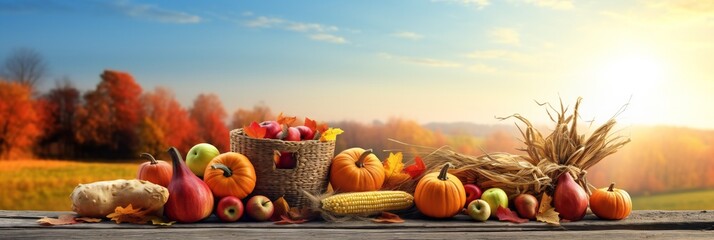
left=190, top=93, right=230, bottom=152
left=0, top=80, right=43, bottom=159
left=139, top=87, right=198, bottom=158
left=37, top=77, right=80, bottom=158
left=74, top=70, right=143, bottom=158
left=230, top=103, right=275, bottom=129
left=2, top=48, right=47, bottom=91
left=483, top=130, right=520, bottom=154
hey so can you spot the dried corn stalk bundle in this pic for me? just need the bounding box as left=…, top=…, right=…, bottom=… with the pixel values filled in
left=392, top=97, right=630, bottom=197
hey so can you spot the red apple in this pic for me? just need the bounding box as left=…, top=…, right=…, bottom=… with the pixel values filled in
left=216, top=196, right=244, bottom=222
left=295, top=126, right=315, bottom=140
left=246, top=195, right=274, bottom=221
left=514, top=193, right=539, bottom=220
left=259, top=121, right=282, bottom=139
left=463, top=184, right=483, bottom=208
left=275, top=151, right=297, bottom=169
left=277, top=126, right=301, bottom=141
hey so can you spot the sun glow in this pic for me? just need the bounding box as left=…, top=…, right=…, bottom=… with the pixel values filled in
left=577, top=45, right=672, bottom=126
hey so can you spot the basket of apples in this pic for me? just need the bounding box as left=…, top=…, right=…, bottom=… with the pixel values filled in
left=230, top=114, right=343, bottom=208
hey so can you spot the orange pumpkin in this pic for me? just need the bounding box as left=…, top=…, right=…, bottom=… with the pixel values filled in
left=329, top=148, right=385, bottom=192
left=203, top=152, right=256, bottom=199
left=414, top=163, right=465, bottom=218
left=137, top=153, right=173, bottom=188
left=589, top=182, right=632, bottom=220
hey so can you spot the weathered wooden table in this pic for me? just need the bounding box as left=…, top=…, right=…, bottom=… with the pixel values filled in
left=1, top=210, right=712, bottom=239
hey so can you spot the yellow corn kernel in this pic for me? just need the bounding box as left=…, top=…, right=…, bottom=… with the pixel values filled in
left=321, top=191, right=414, bottom=215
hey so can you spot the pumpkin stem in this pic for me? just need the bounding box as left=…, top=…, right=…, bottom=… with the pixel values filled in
left=211, top=164, right=233, bottom=177
left=356, top=149, right=373, bottom=168
left=608, top=182, right=615, bottom=192
left=140, top=153, right=158, bottom=164
left=438, top=163, right=452, bottom=181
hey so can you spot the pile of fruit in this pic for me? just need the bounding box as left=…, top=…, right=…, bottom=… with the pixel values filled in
left=43, top=103, right=633, bottom=226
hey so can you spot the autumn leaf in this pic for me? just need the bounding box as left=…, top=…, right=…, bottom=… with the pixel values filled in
left=75, top=217, right=102, bottom=223
left=287, top=207, right=317, bottom=221
left=536, top=207, right=560, bottom=225
left=274, top=215, right=307, bottom=225
left=304, top=117, right=317, bottom=131
left=538, top=193, right=552, bottom=214
left=149, top=216, right=176, bottom=226
left=403, top=156, right=426, bottom=179
left=382, top=152, right=411, bottom=189
left=277, top=112, right=296, bottom=126
left=319, top=128, right=344, bottom=142
left=271, top=197, right=291, bottom=222
left=37, top=214, right=77, bottom=226
left=496, top=206, right=528, bottom=223
left=313, top=123, right=329, bottom=140
left=372, top=212, right=405, bottom=223
left=244, top=121, right=266, bottom=139
left=106, top=204, right=151, bottom=224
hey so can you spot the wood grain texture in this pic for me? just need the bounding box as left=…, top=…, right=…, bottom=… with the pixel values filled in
left=0, top=210, right=711, bottom=239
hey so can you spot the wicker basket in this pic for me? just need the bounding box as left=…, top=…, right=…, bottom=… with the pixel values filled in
left=230, top=129, right=335, bottom=207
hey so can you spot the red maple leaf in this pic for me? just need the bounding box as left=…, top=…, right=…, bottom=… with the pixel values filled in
left=496, top=206, right=528, bottom=223
left=243, top=121, right=266, bottom=139
left=403, top=156, right=426, bottom=179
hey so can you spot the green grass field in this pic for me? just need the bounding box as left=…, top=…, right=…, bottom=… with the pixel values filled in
left=0, top=159, right=137, bottom=211
left=1, top=159, right=713, bottom=211
left=632, top=190, right=714, bottom=210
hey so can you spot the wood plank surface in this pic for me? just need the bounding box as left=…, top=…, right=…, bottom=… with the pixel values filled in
left=0, top=210, right=712, bottom=239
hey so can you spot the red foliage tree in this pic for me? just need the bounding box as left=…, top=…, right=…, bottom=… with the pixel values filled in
left=189, top=93, right=229, bottom=152
left=0, top=80, right=43, bottom=159
left=230, top=103, right=275, bottom=129
left=139, top=87, right=198, bottom=157
left=74, top=70, right=143, bottom=158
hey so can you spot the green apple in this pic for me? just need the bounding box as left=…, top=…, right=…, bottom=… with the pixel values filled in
left=467, top=199, right=491, bottom=222
left=186, top=143, right=220, bottom=177
left=481, top=188, right=508, bottom=217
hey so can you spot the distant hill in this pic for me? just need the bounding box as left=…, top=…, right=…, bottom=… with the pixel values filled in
left=423, top=122, right=517, bottom=137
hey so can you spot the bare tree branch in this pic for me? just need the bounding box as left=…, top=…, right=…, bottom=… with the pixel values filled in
left=3, top=47, right=48, bottom=90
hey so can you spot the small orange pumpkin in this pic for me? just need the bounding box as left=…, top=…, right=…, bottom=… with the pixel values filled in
left=203, top=152, right=256, bottom=199
left=137, top=153, right=173, bottom=188
left=589, top=182, right=632, bottom=220
left=414, top=163, right=465, bottom=218
left=329, top=148, right=385, bottom=192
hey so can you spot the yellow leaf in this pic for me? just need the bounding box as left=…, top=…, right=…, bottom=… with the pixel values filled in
left=536, top=207, right=560, bottom=225
left=536, top=193, right=559, bottom=225
left=383, top=152, right=405, bottom=178
left=538, top=193, right=553, bottom=214
left=381, top=152, right=411, bottom=189
left=319, top=128, right=344, bottom=142
left=149, top=216, right=176, bottom=226
left=106, top=204, right=151, bottom=224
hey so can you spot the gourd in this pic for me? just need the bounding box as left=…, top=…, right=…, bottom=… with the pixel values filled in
left=329, top=148, right=385, bottom=192
left=70, top=179, right=169, bottom=218
left=414, top=163, right=466, bottom=218
left=589, top=182, right=632, bottom=220
left=203, top=152, right=257, bottom=199
left=136, top=153, right=172, bottom=188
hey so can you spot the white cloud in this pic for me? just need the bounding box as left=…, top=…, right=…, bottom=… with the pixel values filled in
left=242, top=11, right=254, bottom=17
left=110, top=0, right=201, bottom=24
left=286, top=22, right=338, bottom=32
left=468, top=63, right=498, bottom=74
left=244, top=15, right=349, bottom=44
left=433, top=0, right=490, bottom=9
left=603, top=0, right=714, bottom=26
left=488, top=28, right=520, bottom=46
left=245, top=16, right=284, bottom=28
left=520, top=0, right=573, bottom=10
left=379, top=53, right=462, bottom=68
left=467, top=49, right=531, bottom=63
left=310, top=34, right=348, bottom=44
left=392, top=31, right=423, bottom=40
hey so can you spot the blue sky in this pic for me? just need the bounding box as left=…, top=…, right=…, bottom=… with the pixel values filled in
left=2, top=0, right=713, bottom=129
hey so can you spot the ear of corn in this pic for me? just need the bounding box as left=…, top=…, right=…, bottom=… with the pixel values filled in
left=320, top=190, right=414, bottom=215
